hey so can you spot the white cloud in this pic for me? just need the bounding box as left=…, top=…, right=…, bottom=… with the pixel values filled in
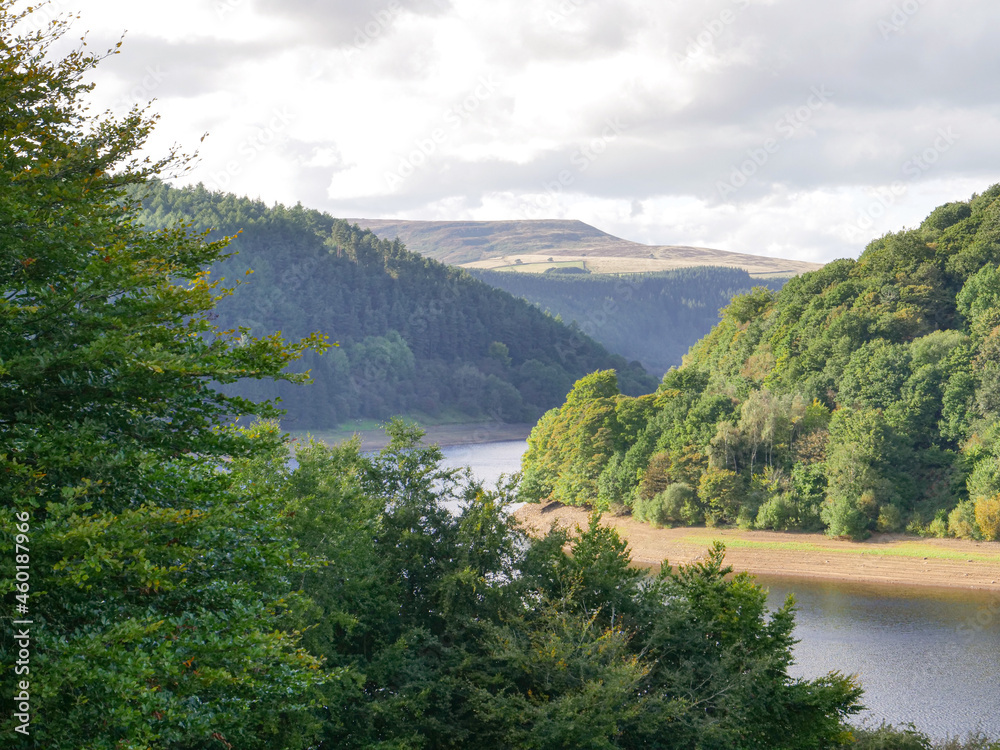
left=60, top=0, right=1000, bottom=263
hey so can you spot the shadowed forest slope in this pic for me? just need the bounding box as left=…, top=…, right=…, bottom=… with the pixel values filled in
left=138, top=184, right=656, bottom=428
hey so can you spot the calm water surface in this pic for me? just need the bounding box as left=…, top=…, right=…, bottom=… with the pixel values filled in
left=759, top=575, right=1000, bottom=739
left=439, top=439, right=528, bottom=488
left=447, top=441, right=1000, bottom=740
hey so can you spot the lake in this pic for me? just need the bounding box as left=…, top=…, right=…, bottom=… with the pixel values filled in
left=444, top=440, right=1000, bottom=740
left=760, top=575, right=1000, bottom=739
left=439, top=439, right=530, bottom=488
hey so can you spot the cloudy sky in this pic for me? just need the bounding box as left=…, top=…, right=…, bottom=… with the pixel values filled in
left=41, top=0, right=1000, bottom=262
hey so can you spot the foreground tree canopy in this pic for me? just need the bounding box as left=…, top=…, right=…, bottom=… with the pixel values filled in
left=0, top=5, right=327, bottom=746
left=520, top=187, right=1000, bottom=540
left=228, top=422, right=867, bottom=750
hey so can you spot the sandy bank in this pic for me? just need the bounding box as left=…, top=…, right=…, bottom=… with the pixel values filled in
left=515, top=502, right=1000, bottom=592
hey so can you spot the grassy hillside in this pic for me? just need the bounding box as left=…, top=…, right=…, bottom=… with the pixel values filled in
left=520, top=185, right=1000, bottom=541
left=349, top=218, right=824, bottom=276
left=137, top=184, right=656, bottom=429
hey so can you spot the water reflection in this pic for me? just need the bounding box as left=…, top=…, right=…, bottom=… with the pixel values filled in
left=758, top=575, right=1000, bottom=739
left=437, top=440, right=528, bottom=514
left=438, top=439, right=528, bottom=488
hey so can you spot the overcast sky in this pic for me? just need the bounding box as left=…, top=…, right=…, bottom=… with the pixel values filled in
left=43, top=0, right=1000, bottom=262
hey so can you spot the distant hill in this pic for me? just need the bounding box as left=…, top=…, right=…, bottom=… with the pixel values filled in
left=346, top=218, right=823, bottom=277
left=137, top=184, right=657, bottom=429
left=469, top=267, right=788, bottom=376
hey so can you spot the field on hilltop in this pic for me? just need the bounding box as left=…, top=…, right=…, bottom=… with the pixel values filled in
left=348, top=218, right=823, bottom=277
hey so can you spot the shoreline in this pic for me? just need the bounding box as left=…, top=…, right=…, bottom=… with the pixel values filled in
left=515, top=502, right=1000, bottom=592
left=293, top=421, right=533, bottom=451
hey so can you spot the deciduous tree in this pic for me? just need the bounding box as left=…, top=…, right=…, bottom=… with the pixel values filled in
left=0, top=6, right=326, bottom=747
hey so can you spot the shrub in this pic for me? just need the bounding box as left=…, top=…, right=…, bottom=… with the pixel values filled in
left=974, top=494, right=1000, bottom=540
left=940, top=732, right=1000, bottom=750
left=822, top=495, right=871, bottom=540
left=632, top=491, right=663, bottom=525
left=927, top=515, right=949, bottom=538
left=948, top=500, right=980, bottom=539
left=756, top=493, right=798, bottom=530
left=634, top=482, right=699, bottom=526
left=842, top=722, right=931, bottom=749
left=790, top=463, right=828, bottom=530
left=840, top=723, right=1000, bottom=749
left=858, top=490, right=880, bottom=521
left=736, top=503, right=758, bottom=529
left=698, top=467, right=744, bottom=526
left=877, top=503, right=904, bottom=533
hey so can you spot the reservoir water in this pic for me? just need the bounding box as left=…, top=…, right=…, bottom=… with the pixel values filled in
left=442, top=439, right=1000, bottom=740
left=439, top=439, right=529, bottom=488
left=760, top=575, right=1000, bottom=739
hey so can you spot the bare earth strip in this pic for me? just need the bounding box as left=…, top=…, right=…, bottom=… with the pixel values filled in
left=515, top=502, right=1000, bottom=592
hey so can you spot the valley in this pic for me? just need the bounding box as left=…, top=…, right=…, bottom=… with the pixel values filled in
left=12, top=2, right=1000, bottom=747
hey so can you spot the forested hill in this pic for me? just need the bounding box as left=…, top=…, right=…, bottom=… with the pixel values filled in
left=137, top=183, right=656, bottom=428
left=520, top=185, right=1000, bottom=541
left=469, top=267, right=787, bottom=375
